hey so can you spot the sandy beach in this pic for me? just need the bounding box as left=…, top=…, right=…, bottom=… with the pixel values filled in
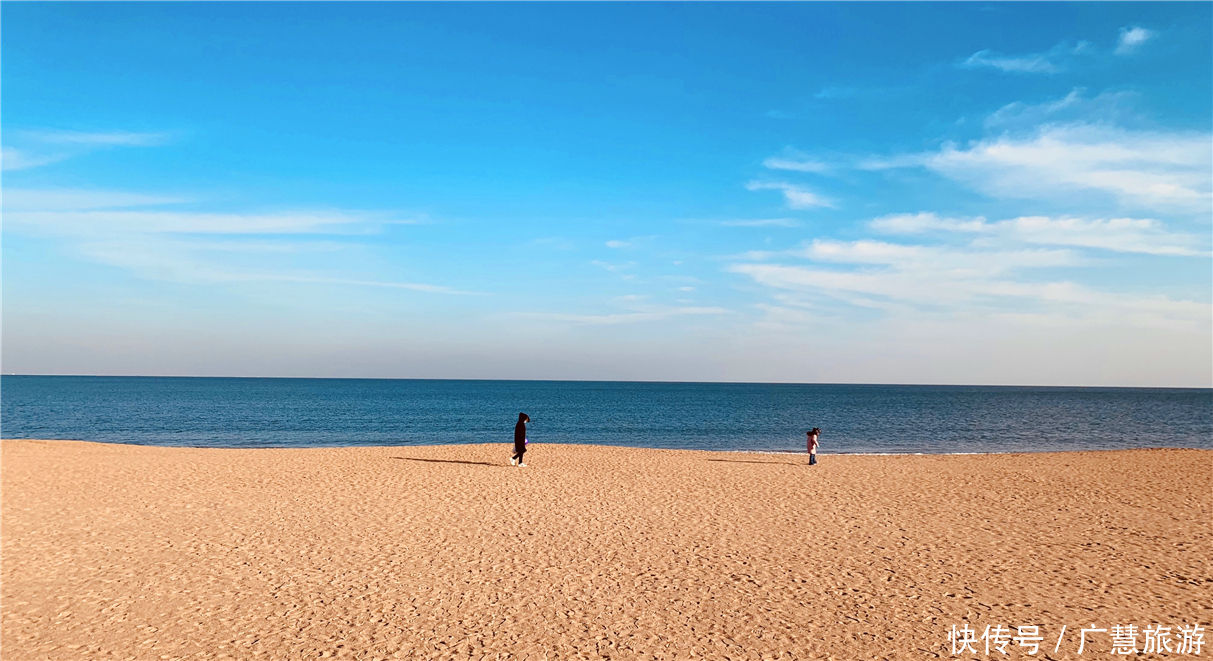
left=2, top=440, right=1210, bottom=660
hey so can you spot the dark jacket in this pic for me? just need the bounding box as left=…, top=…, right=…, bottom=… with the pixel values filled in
left=514, top=413, right=528, bottom=451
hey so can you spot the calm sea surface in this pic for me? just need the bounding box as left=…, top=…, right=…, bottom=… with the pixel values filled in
left=1, top=376, right=1209, bottom=454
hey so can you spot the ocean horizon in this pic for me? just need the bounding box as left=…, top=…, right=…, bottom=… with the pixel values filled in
left=3, top=375, right=1209, bottom=455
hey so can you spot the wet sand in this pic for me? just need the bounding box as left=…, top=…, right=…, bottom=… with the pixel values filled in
left=2, top=440, right=1210, bottom=660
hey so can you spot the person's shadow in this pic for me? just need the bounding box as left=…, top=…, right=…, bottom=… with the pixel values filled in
left=705, top=458, right=806, bottom=466
left=392, top=457, right=498, bottom=467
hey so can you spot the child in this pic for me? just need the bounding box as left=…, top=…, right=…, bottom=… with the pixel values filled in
left=511, top=413, right=530, bottom=467
left=806, top=427, right=820, bottom=465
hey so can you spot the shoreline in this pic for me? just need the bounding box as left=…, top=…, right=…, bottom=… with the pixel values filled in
left=4, top=439, right=1210, bottom=659
left=2, top=436, right=1207, bottom=456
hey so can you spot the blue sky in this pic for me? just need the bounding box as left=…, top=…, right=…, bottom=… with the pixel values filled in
left=3, top=3, right=1210, bottom=386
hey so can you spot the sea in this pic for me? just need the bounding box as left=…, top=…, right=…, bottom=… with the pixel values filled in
left=1, top=375, right=1210, bottom=455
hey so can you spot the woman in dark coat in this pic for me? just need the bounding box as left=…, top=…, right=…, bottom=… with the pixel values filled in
left=511, top=413, right=530, bottom=467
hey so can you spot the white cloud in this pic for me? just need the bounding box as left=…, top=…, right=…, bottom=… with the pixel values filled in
left=962, top=50, right=1059, bottom=74
left=728, top=202, right=1209, bottom=334
left=1, top=147, right=66, bottom=171
left=865, top=123, right=1212, bottom=213
left=742, top=92, right=1207, bottom=363
left=2, top=187, right=468, bottom=295
left=5, top=209, right=379, bottom=236
left=736, top=89, right=1209, bottom=347
left=803, top=238, right=1078, bottom=272
left=603, top=235, right=655, bottom=250
left=732, top=238, right=1082, bottom=311
left=516, top=306, right=730, bottom=326
left=733, top=248, right=780, bottom=261
left=3, top=188, right=428, bottom=239
left=590, top=260, right=637, bottom=272
left=2, top=128, right=172, bottom=171
left=70, top=236, right=479, bottom=294
left=745, top=181, right=833, bottom=209
left=169, top=239, right=352, bottom=254
left=1116, top=26, right=1155, bottom=55
left=732, top=261, right=1019, bottom=309
left=728, top=251, right=1206, bottom=332
left=812, top=85, right=905, bottom=101
left=868, top=212, right=990, bottom=234
left=21, top=130, right=170, bottom=146
left=272, top=276, right=479, bottom=295
left=983, top=89, right=1139, bottom=132
left=960, top=41, right=1089, bottom=74
left=2, top=188, right=189, bottom=211
left=762, top=149, right=830, bottom=173
left=987, top=216, right=1207, bottom=256
left=719, top=218, right=800, bottom=228
left=871, top=212, right=1206, bottom=257
left=738, top=237, right=1080, bottom=271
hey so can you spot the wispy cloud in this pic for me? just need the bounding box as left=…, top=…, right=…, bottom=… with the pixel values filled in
left=3, top=187, right=469, bottom=295
left=1116, top=26, right=1155, bottom=55
left=728, top=240, right=1205, bottom=332
left=727, top=180, right=1210, bottom=335
left=736, top=85, right=1209, bottom=340
left=604, top=235, right=656, bottom=250
left=270, top=275, right=480, bottom=295
left=161, top=238, right=352, bottom=254
left=2, top=188, right=189, bottom=211
left=745, top=181, right=833, bottom=209
left=960, top=41, right=1088, bottom=74
left=70, top=236, right=480, bottom=294
left=590, top=260, right=637, bottom=272
left=515, top=306, right=730, bottom=326
left=1, top=128, right=172, bottom=171
left=762, top=148, right=830, bottom=173
left=3, top=186, right=429, bottom=235
left=6, top=209, right=384, bottom=236
left=720, top=218, right=800, bottom=228
left=962, top=50, right=1058, bottom=74
left=769, top=92, right=1209, bottom=216
left=1, top=147, right=66, bottom=171
left=21, top=129, right=170, bottom=146
left=868, top=213, right=988, bottom=234
left=862, top=123, right=1212, bottom=213
left=983, top=89, right=1139, bottom=132
left=743, top=238, right=1078, bottom=272
left=871, top=212, right=1206, bottom=257
left=813, top=85, right=908, bottom=102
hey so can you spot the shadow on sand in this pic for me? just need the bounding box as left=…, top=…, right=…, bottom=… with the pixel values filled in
left=391, top=457, right=499, bottom=467
left=705, top=458, right=807, bottom=466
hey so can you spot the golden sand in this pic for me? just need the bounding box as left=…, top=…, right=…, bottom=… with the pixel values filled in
left=2, top=440, right=1210, bottom=660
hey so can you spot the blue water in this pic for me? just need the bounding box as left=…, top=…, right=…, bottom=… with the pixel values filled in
left=1, top=376, right=1210, bottom=454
